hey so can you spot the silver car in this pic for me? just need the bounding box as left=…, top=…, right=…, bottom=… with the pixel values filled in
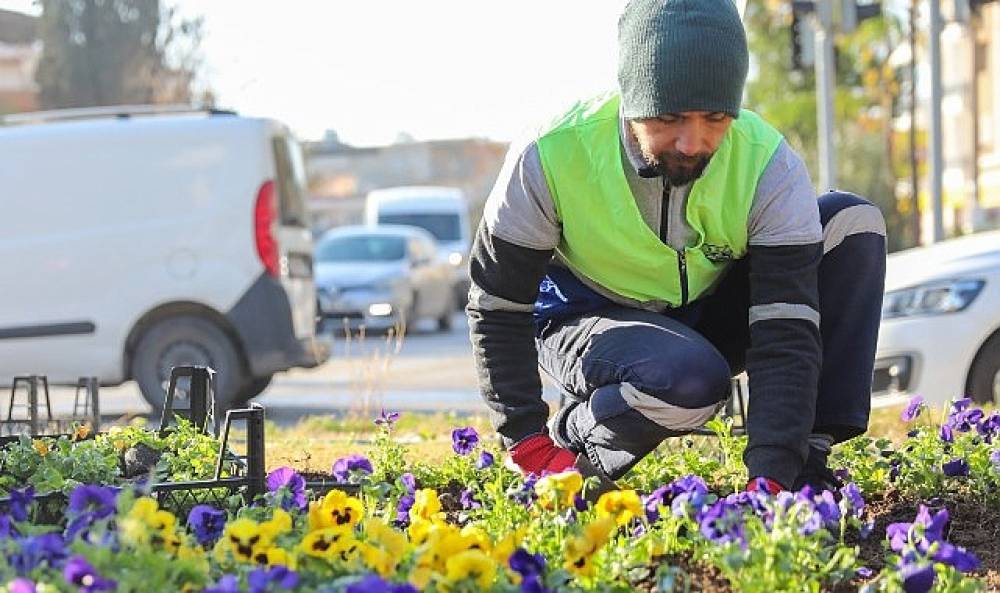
left=314, top=225, right=457, bottom=333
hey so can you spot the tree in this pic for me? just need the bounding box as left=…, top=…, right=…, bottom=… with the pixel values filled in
left=35, top=0, right=207, bottom=109
left=744, top=0, right=914, bottom=251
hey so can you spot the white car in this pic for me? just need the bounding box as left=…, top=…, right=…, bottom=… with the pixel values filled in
left=365, top=186, right=471, bottom=307
left=314, top=225, right=456, bottom=333
left=0, top=105, right=326, bottom=411
left=873, top=229, right=1000, bottom=407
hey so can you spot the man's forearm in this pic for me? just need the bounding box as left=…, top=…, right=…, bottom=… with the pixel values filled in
left=743, top=242, right=823, bottom=487
left=466, top=223, right=554, bottom=446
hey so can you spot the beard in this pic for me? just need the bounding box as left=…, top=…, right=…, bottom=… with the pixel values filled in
left=638, top=150, right=713, bottom=186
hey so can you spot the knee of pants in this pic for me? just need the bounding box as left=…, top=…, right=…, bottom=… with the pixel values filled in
left=623, top=347, right=732, bottom=411
left=818, top=192, right=887, bottom=250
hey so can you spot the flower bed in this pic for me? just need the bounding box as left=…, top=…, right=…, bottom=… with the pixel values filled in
left=2, top=397, right=998, bottom=592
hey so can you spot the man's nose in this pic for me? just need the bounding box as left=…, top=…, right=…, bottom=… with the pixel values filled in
left=674, top=122, right=706, bottom=157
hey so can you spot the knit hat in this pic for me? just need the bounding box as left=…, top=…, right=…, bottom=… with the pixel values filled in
left=617, top=0, right=749, bottom=119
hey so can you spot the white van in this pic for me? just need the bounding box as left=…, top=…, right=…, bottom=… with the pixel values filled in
left=0, top=105, right=326, bottom=411
left=364, top=186, right=471, bottom=305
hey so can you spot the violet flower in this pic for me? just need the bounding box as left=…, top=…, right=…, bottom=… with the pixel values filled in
left=394, top=494, right=415, bottom=527
left=459, top=488, right=481, bottom=510
left=509, top=547, right=546, bottom=578
left=9, top=487, right=34, bottom=522
left=399, top=472, right=416, bottom=494
left=187, top=505, right=227, bottom=547
left=901, top=396, right=924, bottom=422
left=839, top=482, right=865, bottom=519
left=697, top=500, right=747, bottom=548
left=67, top=485, right=117, bottom=519
left=204, top=575, right=240, bottom=593
left=345, top=574, right=418, bottom=593
left=332, top=454, right=373, bottom=482
left=939, top=424, right=954, bottom=443
left=990, top=449, right=1000, bottom=469
left=248, top=566, right=299, bottom=593
left=374, top=409, right=400, bottom=429
left=9, top=579, right=36, bottom=593
left=7, top=533, right=67, bottom=575
left=900, top=562, right=935, bottom=593
left=451, top=426, right=479, bottom=455
left=942, top=458, right=969, bottom=477
left=476, top=450, right=495, bottom=469
left=63, top=556, right=116, bottom=593
left=266, top=467, right=307, bottom=511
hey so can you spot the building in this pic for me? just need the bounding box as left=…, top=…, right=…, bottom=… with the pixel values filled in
left=926, top=0, right=999, bottom=237
left=0, top=8, right=39, bottom=114
left=305, top=134, right=508, bottom=233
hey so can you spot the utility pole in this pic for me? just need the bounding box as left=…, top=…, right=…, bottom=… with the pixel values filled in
left=928, top=0, right=945, bottom=242
left=909, top=0, right=921, bottom=246
left=814, top=0, right=838, bottom=191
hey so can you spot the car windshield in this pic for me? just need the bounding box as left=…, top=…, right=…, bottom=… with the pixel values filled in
left=378, top=213, right=461, bottom=242
left=316, top=235, right=406, bottom=262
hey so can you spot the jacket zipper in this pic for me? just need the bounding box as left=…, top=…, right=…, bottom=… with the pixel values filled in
left=660, top=183, right=689, bottom=306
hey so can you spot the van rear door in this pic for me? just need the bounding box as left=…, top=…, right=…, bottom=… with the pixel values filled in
left=271, top=134, right=317, bottom=339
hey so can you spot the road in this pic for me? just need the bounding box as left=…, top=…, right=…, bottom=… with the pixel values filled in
left=9, top=311, right=902, bottom=429
left=19, top=312, right=561, bottom=427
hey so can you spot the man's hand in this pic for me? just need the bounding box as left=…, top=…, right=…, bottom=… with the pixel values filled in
left=509, top=434, right=576, bottom=476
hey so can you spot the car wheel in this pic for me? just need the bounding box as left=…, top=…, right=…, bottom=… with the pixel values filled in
left=437, top=293, right=455, bottom=332
left=130, top=315, right=246, bottom=415
left=967, top=332, right=1000, bottom=405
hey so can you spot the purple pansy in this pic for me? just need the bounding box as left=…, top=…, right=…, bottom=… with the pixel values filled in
left=839, top=482, right=865, bottom=519
left=266, top=467, right=307, bottom=510
left=460, top=488, right=481, bottom=510
left=900, top=562, right=935, bottom=593
left=901, top=396, right=924, bottom=422
left=67, top=485, right=117, bottom=519
left=451, top=426, right=479, bottom=455
left=9, top=487, right=34, bottom=522
left=476, top=450, right=495, bottom=469
left=204, top=575, right=240, bottom=593
left=942, top=458, right=970, bottom=477
left=332, top=454, right=374, bottom=482
left=248, top=566, right=299, bottom=593
left=7, top=533, right=67, bottom=574
left=63, top=556, right=116, bottom=593
left=395, top=494, right=415, bottom=527
left=697, top=499, right=747, bottom=548
left=939, top=424, right=954, bottom=443
left=509, top=547, right=546, bottom=577
left=9, top=579, right=36, bottom=593
left=187, top=505, right=227, bottom=547
left=990, top=449, right=1000, bottom=468
left=374, top=409, right=400, bottom=429
left=399, top=472, right=416, bottom=494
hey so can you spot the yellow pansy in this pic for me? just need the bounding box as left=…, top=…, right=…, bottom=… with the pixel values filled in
left=409, top=488, right=442, bottom=522
left=595, top=489, right=642, bottom=526
left=459, top=525, right=492, bottom=554
left=364, top=519, right=408, bottom=558
left=444, top=549, right=497, bottom=589
left=308, top=490, right=364, bottom=531
left=491, top=526, right=527, bottom=566
left=264, top=546, right=297, bottom=569
left=564, top=517, right=616, bottom=577
left=299, top=526, right=357, bottom=561
left=121, top=497, right=180, bottom=552
left=359, top=542, right=396, bottom=577
left=263, top=508, right=292, bottom=538
left=32, top=439, right=49, bottom=457
left=535, top=470, right=583, bottom=510
left=409, top=565, right=434, bottom=590
left=407, top=517, right=448, bottom=546
left=224, top=518, right=274, bottom=563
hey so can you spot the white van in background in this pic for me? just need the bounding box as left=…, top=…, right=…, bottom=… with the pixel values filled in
left=364, top=186, right=471, bottom=306
left=0, top=105, right=327, bottom=411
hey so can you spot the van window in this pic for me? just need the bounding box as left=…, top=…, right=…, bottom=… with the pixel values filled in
left=272, top=136, right=309, bottom=227
left=378, top=213, right=461, bottom=242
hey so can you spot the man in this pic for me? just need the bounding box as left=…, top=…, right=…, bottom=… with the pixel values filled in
left=467, top=0, right=886, bottom=493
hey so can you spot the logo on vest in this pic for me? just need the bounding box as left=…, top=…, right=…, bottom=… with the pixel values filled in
left=701, top=244, right=736, bottom=263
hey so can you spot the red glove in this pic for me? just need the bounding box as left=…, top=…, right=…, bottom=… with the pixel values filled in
left=746, top=477, right=784, bottom=495
left=509, top=434, right=576, bottom=476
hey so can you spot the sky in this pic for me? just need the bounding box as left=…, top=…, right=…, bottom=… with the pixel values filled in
left=2, top=0, right=635, bottom=145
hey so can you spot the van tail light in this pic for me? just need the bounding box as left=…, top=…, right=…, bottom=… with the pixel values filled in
left=254, top=180, right=280, bottom=277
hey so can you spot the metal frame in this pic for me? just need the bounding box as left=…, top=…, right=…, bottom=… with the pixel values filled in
left=0, top=365, right=266, bottom=517
left=2, top=375, right=100, bottom=437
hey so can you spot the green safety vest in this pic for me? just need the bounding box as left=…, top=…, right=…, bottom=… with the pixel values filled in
left=536, top=93, right=783, bottom=307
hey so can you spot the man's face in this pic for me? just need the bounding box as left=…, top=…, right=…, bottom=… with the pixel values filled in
left=629, top=111, right=734, bottom=185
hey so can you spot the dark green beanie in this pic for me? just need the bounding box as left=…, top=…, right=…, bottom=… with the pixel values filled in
left=617, top=0, right=749, bottom=119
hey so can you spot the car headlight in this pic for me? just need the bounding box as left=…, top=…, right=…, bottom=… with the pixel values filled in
left=448, top=251, right=464, bottom=267
left=882, top=279, right=985, bottom=319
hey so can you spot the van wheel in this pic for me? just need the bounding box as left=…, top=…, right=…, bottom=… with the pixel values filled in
left=967, top=332, right=1000, bottom=405
left=131, top=315, right=246, bottom=415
